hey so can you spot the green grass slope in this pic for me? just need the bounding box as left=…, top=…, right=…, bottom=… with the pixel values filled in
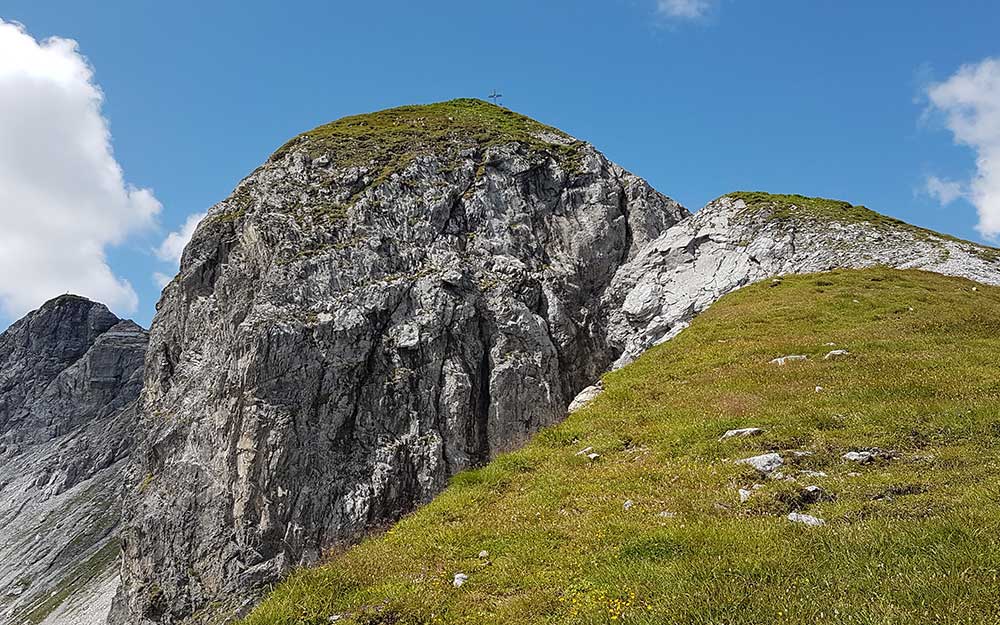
left=245, top=268, right=1000, bottom=625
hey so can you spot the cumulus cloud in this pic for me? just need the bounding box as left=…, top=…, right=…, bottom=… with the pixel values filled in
left=0, top=19, right=160, bottom=319
left=155, top=212, right=205, bottom=266
left=152, top=272, right=173, bottom=290
left=924, top=175, right=964, bottom=206
left=925, top=58, right=1000, bottom=239
left=152, top=211, right=205, bottom=288
left=657, top=0, right=712, bottom=19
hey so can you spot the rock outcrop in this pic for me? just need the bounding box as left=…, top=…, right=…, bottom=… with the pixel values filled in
left=606, top=193, right=1000, bottom=367
left=0, top=295, right=147, bottom=625
left=111, top=99, right=688, bottom=623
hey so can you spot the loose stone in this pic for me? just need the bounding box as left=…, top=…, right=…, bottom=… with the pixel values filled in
left=787, top=512, right=825, bottom=526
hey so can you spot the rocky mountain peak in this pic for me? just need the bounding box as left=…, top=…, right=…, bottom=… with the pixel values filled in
left=0, top=298, right=147, bottom=625
left=112, top=102, right=688, bottom=623
left=0, top=295, right=121, bottom=424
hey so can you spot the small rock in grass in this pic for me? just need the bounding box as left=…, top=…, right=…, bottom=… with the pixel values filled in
left=736, top=452, right=783, bottom=474
left=847, top=471, right=862, bottom=477
left=770, top=355, right=808, bottom=365
left=739, top=488, right=753, bottom=503
left=569, top=383, right=604, bottom=413
left=972, top=287, right=978, bottom=292
left=815, top=386, right=824, bottom=392
left=842, top=450, right=876, bottom=463
left=719, top=427, right=763, bottom=441
left=824, top=349, right=850, bottom=360
left=478, top=550, right=489, bottom=559
left=328, top=616, right=343, bottom=623
left=586, top=453, right=600, bottom=462
left=623, top=500, right=634, bottom=511
left=575, top=446, right=593, bottom=456
left=453, top=573, right=469, bottom=587
left=801, top=485, right=833, bottom=503
left=799, top=470, right=827, bottom=478
left=824, top=342, right=836, bottom=346
left=788, top=512, right=825, bottom=526
left=658, top=510, right=676, bottom=518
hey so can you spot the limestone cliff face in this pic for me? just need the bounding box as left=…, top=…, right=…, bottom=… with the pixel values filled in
left=0, top=296, right=147, bottom=625
left=112, top=100, right=688, bottom=623
left=606, top=194, right=1000, bottom=367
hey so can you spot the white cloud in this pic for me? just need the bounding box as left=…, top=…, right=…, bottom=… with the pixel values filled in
left=155, top=212, right=205, bottom=265
left=152, top=272, right=174, bottom=289
left=152, top=211, right=204, bottom=289
left=924, top=175, right=964, bottom=205
left=925, top=58, right=1000, bottom=239
left=657, top=0, right=712, bottom=19
left=0, top=19, right=160, bottom=319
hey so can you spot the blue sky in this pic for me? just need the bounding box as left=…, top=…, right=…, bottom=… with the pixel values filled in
left=1, top=0, right=999, bottom=327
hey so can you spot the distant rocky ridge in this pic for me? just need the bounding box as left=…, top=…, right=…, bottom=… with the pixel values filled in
left=4, top=100, right=1000, bottom=625
left=605, top=192, right=1000, bottom=367
left=0, top=296, right=147, bottom=625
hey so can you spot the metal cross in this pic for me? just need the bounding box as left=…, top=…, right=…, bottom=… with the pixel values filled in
left=488, top=90, right=503, bottom=106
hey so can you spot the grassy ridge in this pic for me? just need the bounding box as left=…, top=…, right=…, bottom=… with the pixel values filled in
left=727, top=192, right=914, bottom=228
left=245, top=268, right=1000, bottom=625
left=727, top=191, right=1000, bottom=261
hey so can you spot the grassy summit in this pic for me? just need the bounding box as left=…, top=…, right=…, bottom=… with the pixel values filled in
left=727, top=192, right=914, bottom=228
left=727, top=191, right=1000, bottom=261
left=270, top=99, right=585, bottom=177
left=245, top=268, right=1000, bottom=625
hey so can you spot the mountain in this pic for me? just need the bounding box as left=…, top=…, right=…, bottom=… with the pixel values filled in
left=110, top=99, right=688, bottom=623
left=8, top=100, right=997, bottom=624
left=0, top=296, right=147, bottom=625
left=241, top=267, right=1000, bottom=624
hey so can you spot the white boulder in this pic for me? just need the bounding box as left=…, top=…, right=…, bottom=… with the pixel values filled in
left=720, top=427, right=764, bottom=441
left=736, top=452, right=783, bottom=474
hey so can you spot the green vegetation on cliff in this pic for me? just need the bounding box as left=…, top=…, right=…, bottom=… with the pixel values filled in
left=246, top=268, right=1000, bottom=625
left=270, top=99, right=586, bottom=176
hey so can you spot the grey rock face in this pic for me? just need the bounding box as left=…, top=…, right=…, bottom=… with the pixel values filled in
left=606, top=196, right=1000, bottom=367
left=112, top=126, right=687, bottom=622
left=0, top=296, right=147, bottom=625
